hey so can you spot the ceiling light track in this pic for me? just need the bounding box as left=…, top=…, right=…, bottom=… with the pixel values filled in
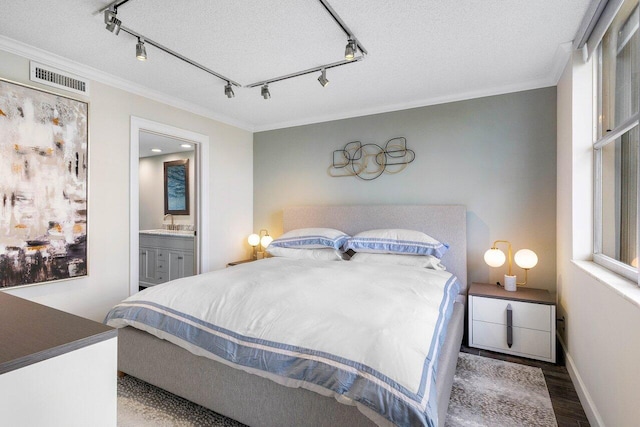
left=96, top=0, right=131, bottom=15
left=98, top=0, right=366, bottom=98
left=118, top=25, right=241, bottom=87
left=246, top=56, right=364, bottom=88
left=316, top=0, right=368, bottom=56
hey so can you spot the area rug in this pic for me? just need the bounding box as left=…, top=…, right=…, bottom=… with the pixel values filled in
left=118, top=376, right=245, bottom=427
left=118, top=352, right=557, bottom=427
left=445, top=352, right=557, bottom=427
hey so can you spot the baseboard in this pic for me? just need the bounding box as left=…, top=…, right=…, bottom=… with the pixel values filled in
left=557, top=335, right=605, bottom=427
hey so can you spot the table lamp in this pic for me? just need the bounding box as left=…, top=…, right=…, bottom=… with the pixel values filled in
left=248, top=230, right=273, bottom=260
left=484, top=240, right=538, bottom=291
left=248, top=233, right=260, bottom=260
left=257, top=229, right=272, bottom=259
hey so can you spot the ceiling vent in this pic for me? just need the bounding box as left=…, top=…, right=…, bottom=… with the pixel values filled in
left=30, top=61, right=90, bottom=96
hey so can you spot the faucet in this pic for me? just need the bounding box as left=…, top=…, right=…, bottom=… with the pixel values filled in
left=163, top=214, right=174, bottom=230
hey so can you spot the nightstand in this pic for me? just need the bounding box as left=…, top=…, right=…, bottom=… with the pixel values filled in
left=226, top=259, right=255, bottom=267
left=468, top=282, right=556, bottom=363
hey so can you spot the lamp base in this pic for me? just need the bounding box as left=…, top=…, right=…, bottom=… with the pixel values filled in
left=504, top=275, right=517, bottom=292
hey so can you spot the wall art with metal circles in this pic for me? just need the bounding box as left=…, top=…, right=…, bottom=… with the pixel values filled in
left=329, top=137, right=415, bottom=180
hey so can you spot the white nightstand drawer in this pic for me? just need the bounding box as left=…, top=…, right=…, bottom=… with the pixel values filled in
left=471, top=320, right=552, bottom=360
left=472, top=296, right=551, bottom=332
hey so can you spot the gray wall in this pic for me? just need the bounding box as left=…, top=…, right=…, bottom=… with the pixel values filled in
left=254, top=88, right=557, bottom=290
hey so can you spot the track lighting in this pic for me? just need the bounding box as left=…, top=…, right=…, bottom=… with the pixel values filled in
left=261, top=84, right=271, bottom=100
left=225, top=82, right=235, bottom=98
left=317, top=69, right=329, bottom=87
left=344, top=39, right=356, bottom=61
left=104, top=9, right=121, bottom=35
left=136, top=38, right=147, bottom=61
left=99, top=0, right=367, bottom=97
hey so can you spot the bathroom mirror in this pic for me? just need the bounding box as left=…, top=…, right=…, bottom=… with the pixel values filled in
left=164, top=159, right=190, bottom=215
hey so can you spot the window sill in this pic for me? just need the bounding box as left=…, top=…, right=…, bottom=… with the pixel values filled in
left=572, top=260, right=640, bottom=309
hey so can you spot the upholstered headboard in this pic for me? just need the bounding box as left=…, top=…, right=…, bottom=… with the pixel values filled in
left=283, top=205, right=467, bottom=290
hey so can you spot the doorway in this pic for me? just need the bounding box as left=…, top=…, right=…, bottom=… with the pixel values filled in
left=129, top=117, right=210, bottom=296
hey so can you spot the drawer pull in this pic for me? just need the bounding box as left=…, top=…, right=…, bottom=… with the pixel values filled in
left=506, top=303, right=513, bottom=348
left=158, top=265, right=163, bottom=269
left=178, top=256, right=183, bottom=260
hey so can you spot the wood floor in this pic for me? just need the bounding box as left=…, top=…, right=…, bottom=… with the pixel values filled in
left=460, top=344, right=590, bottom=427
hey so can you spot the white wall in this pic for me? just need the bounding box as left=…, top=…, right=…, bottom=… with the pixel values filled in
left=0, top=48, right=253, bottom=321
left=254, top=88, right=558, bottom=290
left=557, top=51, right=640, bottom=427
left=139, top=151, right=195, bottom=231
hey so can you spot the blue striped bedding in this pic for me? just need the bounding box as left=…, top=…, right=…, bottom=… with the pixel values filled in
left=105, top=257, right=460, bottom=426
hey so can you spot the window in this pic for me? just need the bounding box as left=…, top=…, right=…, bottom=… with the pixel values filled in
left=594, top=0, right=640, bottom=281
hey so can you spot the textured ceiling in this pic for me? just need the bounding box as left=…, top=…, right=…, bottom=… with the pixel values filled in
left=139, top=132, right=195, bottom=158
left=0, top=1, right=591, bottom=131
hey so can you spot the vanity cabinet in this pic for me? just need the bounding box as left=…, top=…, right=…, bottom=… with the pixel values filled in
left=168, top=250, right=194, bottom=281
left=139, top=246, right=157, bottom=284
left=139, top=233, right=195, bottom=288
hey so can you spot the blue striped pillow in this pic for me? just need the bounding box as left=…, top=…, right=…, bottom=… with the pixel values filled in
left=344, top=229, right=449, bottom=258
left=267, top=228, right=350, bottom=250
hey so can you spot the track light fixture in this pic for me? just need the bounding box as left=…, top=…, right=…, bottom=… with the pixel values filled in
left=136, top=38, right=147, bottom=61
left=317, top=69, right=329, bottom=87
left=104, top=8, right=121, bottom=35
left=98, top=0, right=368, bottom=99
left=225, top=82, right=235, bottom=98
left=344, top=39, right=357, bottom=61
left=261, top=84, right=271, bottom=100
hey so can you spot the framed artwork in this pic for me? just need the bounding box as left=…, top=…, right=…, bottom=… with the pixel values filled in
left=0, top=79, right=88, bottom=289
left=164, top=159, right=189, bottom=215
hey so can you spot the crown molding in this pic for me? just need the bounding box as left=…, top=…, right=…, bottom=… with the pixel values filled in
left=549, top=42, right=574, bottom=85
left=0, top=35, right=571, bottom=134
left=0, top=35, right=254, bottom=132
left=254, top=77, right=557, bottom=132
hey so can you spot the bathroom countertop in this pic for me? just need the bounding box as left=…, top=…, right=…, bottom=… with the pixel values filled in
left=139, top=229, right=195, bottom=238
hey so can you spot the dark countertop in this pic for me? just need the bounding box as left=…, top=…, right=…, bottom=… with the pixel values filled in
left=0, top=291, right=117, bottom=374
left=469, top=282, right=555, bottom=305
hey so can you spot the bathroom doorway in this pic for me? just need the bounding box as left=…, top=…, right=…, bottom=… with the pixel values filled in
left=129, top=117, right=210, bottom=296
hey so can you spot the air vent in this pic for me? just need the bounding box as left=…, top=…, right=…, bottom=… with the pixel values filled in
left=30, top=61, right=90, bottom=96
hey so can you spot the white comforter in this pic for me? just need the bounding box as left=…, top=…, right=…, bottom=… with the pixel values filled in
left=106, top=257, right=460, bottom=427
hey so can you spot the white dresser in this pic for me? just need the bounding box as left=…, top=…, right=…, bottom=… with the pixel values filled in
left=0, top=292, right=117, bottom=426
left=468, top=282, right=556, bottom=363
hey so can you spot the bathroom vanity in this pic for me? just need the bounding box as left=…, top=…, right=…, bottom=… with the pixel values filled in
left=139, top=230, right=195, bottom=288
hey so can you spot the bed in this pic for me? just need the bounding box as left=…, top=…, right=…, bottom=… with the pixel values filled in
left=110, top=205, right=467, bottom=427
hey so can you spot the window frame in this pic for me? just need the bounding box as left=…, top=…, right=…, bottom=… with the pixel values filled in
left=592, top=23, right=640, bottom=283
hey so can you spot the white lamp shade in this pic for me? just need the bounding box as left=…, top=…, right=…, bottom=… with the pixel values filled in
left=261, top=235, right=273, bottom=248
left=515, top=249, right=538, bottom=269
left=484, top=248, right=506, bottom=267
left=248, top=234, right=260, bottom=247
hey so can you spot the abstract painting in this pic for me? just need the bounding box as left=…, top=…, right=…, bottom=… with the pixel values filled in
left=164, top=159, right=189, bottom=215
left=0, top=79, right=88, bottom=288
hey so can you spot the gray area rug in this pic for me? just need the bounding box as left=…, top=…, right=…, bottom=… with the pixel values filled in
left=118, top=352, right=557, bottom=427
left=445, top=352, right=557, bottom=427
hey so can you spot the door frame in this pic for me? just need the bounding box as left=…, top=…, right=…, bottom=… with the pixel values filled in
left=129, top=117, right=210, bottom=296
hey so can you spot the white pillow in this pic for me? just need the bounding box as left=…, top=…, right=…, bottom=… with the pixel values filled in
left=267, top=228, right=350, bottom=250
left=343, top=228, right=449, bottom=258
left=266, top=246, right=345, bottom=261
left=349, top=252, right=446, bottom=270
